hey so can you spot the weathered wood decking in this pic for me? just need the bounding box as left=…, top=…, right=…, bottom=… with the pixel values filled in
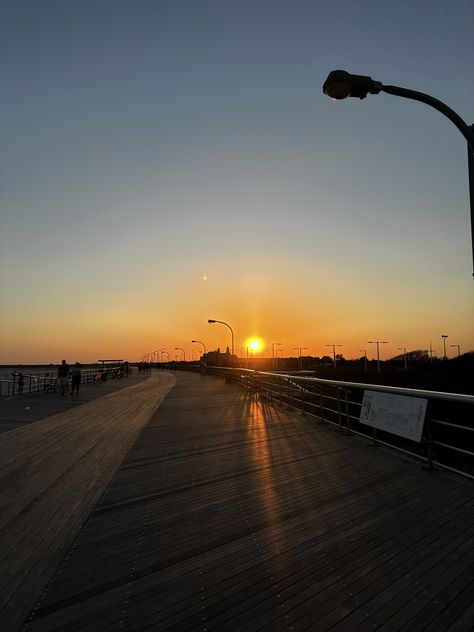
left=1, top=371, right=473, bottom=631
left=0, top=372, right=176, bottom=632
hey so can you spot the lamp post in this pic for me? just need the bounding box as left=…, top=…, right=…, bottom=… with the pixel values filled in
left=191, top=340, right=207, bottom=359
left=272, top=342, right=282, bottom=369
left=208, top=319, right=234, bottom=357
left=359, top=349, right=368, bottom=373
left=326, top=344, right=342, bottom=368
left=293, top=347, right=308, bottom=370
left=367, top=340, right=388, bottom=373
left=323, top=70, right=474, bottom=276
left=161, top=350, right=170, bottom=361
left=175, top=347, right=186, bottom=362
left=441, top=335, right=449, bottom=359
left=397, top=347, right=408, bottom=372
left=450, top=344, right=461, bottom=357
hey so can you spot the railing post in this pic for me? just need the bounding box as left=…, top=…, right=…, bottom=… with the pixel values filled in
left=319, top=386, right=324, bottom=423
left=344, top=388, right=351, bottom=435
left=368, top=427, right=378, bottom=447
left=422, top=414, right=435, bottom=471
left=300, top=389, right=306, bottom=416
left=336, top=388, right=342, bottom=431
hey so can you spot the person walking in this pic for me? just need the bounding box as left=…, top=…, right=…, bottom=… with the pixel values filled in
left=57, top=359, right=70, bottom=396
left=71, top=362, right=82, bottom=397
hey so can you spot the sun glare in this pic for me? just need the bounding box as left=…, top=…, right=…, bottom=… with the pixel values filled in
left=246, top=337, right=264, bottom=353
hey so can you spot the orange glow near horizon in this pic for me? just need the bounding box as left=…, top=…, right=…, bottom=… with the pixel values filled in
left=246, top=337, right=264, bottom=354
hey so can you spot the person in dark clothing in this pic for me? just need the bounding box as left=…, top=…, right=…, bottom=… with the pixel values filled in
left=71, top=362, right=81, bottom=397
left=57, top=360, right=70, bottom=396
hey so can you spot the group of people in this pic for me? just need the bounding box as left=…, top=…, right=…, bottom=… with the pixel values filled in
left=57, top=360, right=82, bottom=396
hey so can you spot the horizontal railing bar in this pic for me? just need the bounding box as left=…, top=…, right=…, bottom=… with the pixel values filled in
left=432, top=441, right=474, bottom=457
left=214, top=367, right=474, bottom=403
left=431, top=419, right=474, bottom=431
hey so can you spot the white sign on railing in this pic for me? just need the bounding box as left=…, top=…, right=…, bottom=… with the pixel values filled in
left=359, top=390, right=427, bottom=442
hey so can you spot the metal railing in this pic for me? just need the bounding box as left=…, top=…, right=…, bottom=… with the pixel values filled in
left=0, top=366, right=127, bottom=397
left=191, top=366, right=474, bottom=479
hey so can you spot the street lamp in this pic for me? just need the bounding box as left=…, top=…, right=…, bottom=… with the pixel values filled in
left=441, top=335, right=449, bottom=359
left=367, top=340, right=388, bottom=373
left=397, top=347, right=408, bottom=372
left=293, top=347, right=308, bottom=370
left=175, top=347, right=186, bottom=361
left=272, top=342, right=281, bottom=369
left=326, top=344, right=342, bottom=368
left=191, top=340, right=207, bottom=356
left=450, top=344, right=461, bottom=357
left=208, top=319, right=234, bottom=356
left=323, top=70, right=474, bottom=275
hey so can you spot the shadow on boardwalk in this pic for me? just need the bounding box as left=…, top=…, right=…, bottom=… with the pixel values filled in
left=5, top=372, right=474, bottom=631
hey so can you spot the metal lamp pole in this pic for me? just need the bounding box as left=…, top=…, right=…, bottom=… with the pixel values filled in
left=441, top=335, right=449, bottom=359
left=272, top=342, right=282, bottom=369
left=294, top=347, right=308, bottom=370
left=397, top=347, right=408, bottom=372
left=323, top=70, right=474, bottom=276
left=359, top=349, right=368, bottom=373
left=326, top=344, right=342, bottom=368
left=175, top=347, right=186, bottom=362
left=450, top=344, right=461, bottom=356
left=208, top=319, right=234, bottom=357
left=192, top=339, right=206, bottom=354
left=367, top=340, right=388, bottom=373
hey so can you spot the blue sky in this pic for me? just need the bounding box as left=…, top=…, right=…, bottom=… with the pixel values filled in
left=1, top=0, right=473, bottom=363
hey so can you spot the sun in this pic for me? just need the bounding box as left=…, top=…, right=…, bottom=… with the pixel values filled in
left=245, top=337, right=264, bottom=353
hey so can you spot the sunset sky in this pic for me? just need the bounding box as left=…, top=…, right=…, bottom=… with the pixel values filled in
left=1, top=0, right=473, bottom=364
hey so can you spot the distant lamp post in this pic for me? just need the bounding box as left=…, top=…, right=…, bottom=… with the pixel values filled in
left=397, top=347, right=408, bottom=372
left=323, top=70, right=474, bottom=276
left=175, top=347, right=186, bottom=361
left=326, top=344, right=342, bottom=368
left=450, top=344, right=461, bottom=357
left=191, top=340, right=207, bottom=358
left=441, top=335, right=449, bottom=359
left=293, top=347, right=308, bottom=370
left=208, top=319, right=234, bottom=356
left=272, top=342, right=282, bottom=369
left=367, top=340, right=388, bottom=373
left=359, top=349, right=368, bottom=373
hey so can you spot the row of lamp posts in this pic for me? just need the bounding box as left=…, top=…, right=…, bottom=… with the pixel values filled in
left=146, top=333, right=459, bottom=369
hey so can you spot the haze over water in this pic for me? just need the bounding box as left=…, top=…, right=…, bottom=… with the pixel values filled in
left=1, top=0, right=473, bottom=364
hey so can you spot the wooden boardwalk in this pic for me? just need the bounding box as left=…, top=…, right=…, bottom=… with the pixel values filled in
left=2, top=372, right=473, bottom=631
left=0, top=372, right=176, bottom=632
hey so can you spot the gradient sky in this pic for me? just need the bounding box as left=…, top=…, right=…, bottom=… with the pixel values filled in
left=1, top=0, right=473, bottom=364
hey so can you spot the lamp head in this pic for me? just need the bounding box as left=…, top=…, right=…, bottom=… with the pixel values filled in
left=208, top=319, right=216, bottom=324
left=323, top=70, right=382, bottom=100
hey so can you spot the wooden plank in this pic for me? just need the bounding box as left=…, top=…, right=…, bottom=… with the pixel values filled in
left=0, top=372, right=176, bottom=632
